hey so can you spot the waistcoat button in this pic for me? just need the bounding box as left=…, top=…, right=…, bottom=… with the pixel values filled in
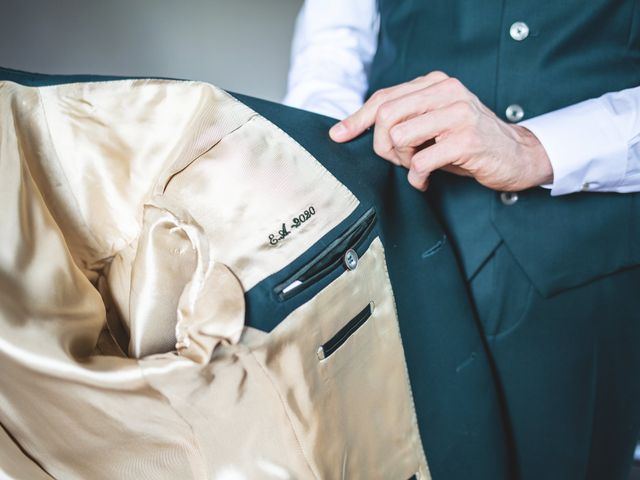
left=500, top=192, right=519, bottom=206
left=505, top=104, right=524, bottom=122
left=510, top=21, right=530, bottom=41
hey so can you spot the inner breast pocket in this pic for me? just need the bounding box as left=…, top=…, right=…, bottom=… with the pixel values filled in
left=273, top=207, right=377, bottom=301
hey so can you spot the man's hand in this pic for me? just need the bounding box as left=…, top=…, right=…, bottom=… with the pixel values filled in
left=329, top=71, right=553, bottom=192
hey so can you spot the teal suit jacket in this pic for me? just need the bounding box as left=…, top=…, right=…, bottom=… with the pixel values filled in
left=0, top=67, right=511, bottom=479
left=368, top=0, right=640, bottom=478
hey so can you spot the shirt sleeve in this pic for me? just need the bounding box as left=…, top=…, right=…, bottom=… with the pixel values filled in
left=520, top=86, right=640, bottom=195
left=283, top=0, right=379, bottom=119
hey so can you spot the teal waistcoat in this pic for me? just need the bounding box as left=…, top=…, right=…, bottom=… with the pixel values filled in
left=368, top=0, right=640, bottom=296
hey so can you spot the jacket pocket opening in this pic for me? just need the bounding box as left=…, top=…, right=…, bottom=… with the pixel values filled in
left=316, top=302, right=374, bottom=360
left=273, top=207, right=377, bottom=301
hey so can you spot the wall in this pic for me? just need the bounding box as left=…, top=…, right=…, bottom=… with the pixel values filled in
left=0, top=0, right=302, bottom=101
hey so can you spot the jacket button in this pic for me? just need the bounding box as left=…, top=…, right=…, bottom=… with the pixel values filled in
left=500, top=192, right=519, bottom=206
left=510, top=21, right=529, bottom=41
left=505, top=104, right=524, bottom=122
left=344, top=249, right=359, bottom=270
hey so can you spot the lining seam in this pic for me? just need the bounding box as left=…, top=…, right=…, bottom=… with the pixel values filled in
left=36, top=88, right=105, bottom=254
left=161, top=113, right=258, bottom=194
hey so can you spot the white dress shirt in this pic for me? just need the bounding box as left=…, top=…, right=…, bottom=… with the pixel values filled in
left=284, top=0, right=640, bottom=195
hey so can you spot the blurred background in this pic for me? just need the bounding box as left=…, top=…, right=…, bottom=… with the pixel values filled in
left=0, top=0, right=303, bottom=101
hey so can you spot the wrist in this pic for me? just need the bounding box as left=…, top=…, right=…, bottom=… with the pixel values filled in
left=515, top=125, right=554, bottom=188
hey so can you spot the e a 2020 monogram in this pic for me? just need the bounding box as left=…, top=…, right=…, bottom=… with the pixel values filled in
left=268, top=206, right=316, bottom=246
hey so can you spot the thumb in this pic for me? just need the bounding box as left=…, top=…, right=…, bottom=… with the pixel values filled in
left=329, top=103, right=378, bottom=143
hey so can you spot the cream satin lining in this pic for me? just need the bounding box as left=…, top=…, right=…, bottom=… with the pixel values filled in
left=0, top=79, right=427, bottom=479
left=0, top=424, right=54, bottom=480
left=23, top=79, right=359, bottom=358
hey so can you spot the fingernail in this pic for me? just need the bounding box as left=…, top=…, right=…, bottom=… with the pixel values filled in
left=329, top=122, right=346, bottom=140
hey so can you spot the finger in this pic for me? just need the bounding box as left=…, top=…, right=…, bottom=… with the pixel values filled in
left=371, top=75, right=459, bottom=163
left=407, top=138, right=464, bottom=191
left=372, top=76, right=469, bottom=164
left=329, top=71, right=450, bottom=143
left=393, top=139, right=435, bottom=170
left=390, top=101, right=471, bottom=166
left=390, top=101, right=472, bottom=147
left=380, top=77, right=472, bottom=138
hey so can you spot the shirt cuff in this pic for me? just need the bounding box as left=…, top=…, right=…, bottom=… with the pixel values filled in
left=520, top=97, right=629, bottom=196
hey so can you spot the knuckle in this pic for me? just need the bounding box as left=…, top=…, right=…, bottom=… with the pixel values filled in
left=411, top=155, right=428, bottom=175
left=376, top=103, right=394, bottom=124
left=450, top=101, right=478, bottom=128
left=426, top=70, right=449, bottom=82
left=371, top=88, right=388, bottom=103
left=454, top=100, right=474, bottom=118
left=389, top=125, right=406, bottom=146
left=373, top=135, right=390, bottom=157
left=444, top=77, right=464, bottom=92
